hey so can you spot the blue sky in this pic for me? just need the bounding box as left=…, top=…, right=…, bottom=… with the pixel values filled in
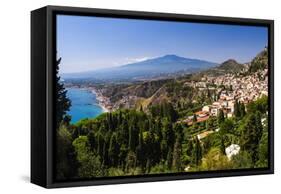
left=57, top=15, right=268, bottom=73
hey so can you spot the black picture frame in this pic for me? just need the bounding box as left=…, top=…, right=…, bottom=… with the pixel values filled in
left=31, top=5, right=274, bottom=188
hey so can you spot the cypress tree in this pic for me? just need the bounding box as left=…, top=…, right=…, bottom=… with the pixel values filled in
left=254, top=112, right=263, bottom=162
left=118, top=111, right=123, bottom=126
left=193, top=113, right=197, bottom=123
left=136, top=129, right=145, bottom=168
left=234, top=100, right=241, bottom=118
left=56, top=57, right=71, bottom=126
left=167, top=148, right=173, bottom=170
left=241, top=112, right=263, bottom=163
left=191, top=137, right=202, bottom=166
left=108, top=133, right=119, bottom=167
left=218, top=109, right=225, bottom=124
left=174, top=123, right=183, bottom=141
left=172, top=137, right=182, bottom=171
left=240, top=103, right=246, bottom=117
left=186, top=139, right=194, bottom=156
left=88, top=131, right=96, bottom=150
left=128, top=125, right=137, bottom=151
left=166, top=103, right=178, bottom=122
left=220, top=137, right=226, bottom=155
left=97, top=133, right=104, bottom=158
left=160, top=103, right=164, bottom=117
left=165, top=121, right=175, bottom=150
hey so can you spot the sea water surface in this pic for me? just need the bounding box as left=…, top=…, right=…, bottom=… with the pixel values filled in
left=66, top=87, right=104, bottom=123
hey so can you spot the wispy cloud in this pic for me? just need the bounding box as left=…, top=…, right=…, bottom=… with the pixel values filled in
left=62, top=56, right=160, bottom=73
left=112, top=56, right=153, bottom=66
left=124, top=57, right=151, bottom=64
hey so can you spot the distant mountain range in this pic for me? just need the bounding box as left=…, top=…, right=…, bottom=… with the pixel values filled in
left=62, top=54, right=218, bottom=81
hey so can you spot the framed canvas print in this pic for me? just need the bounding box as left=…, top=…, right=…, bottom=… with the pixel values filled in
left=31, top=5, right=274, bottom=188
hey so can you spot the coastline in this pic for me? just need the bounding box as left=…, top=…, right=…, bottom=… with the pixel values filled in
left=65, top=86, right=109, bottom=123
left=90, top=88, right=110, bottom=113
left=66, top=86, right=110, bottom=113
left=97, top=97, right=109, bottom=113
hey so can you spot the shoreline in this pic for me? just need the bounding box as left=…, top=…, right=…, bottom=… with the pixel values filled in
left=66, top=86, right=110, bottom=113
left=90, top=88, right=111, bottom=113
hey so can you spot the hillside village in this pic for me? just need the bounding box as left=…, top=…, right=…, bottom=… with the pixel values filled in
left=183, top=67, right=268, bottom=126
left=167, top=50, right=266, bottom=145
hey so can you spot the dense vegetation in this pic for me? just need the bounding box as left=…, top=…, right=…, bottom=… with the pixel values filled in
left=56, top=95, right=268, bottom=179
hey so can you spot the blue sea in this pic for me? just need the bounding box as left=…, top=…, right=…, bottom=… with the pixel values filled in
left=66, top=87, right=104, bottom=124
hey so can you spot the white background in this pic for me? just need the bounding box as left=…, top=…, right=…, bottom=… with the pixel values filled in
left=0, top=0, right=279, bottom=193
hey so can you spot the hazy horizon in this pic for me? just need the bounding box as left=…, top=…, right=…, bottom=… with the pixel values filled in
left=60, top=54, right=215, bottom=75
left=57, top=15, right=268, bottom=74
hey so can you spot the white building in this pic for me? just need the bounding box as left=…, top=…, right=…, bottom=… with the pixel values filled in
left=202, top=105, right=210, bottom=112
left=225, top=144, right=240, bottom=160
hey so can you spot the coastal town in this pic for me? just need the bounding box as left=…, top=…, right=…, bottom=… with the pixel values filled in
left=182, top=67, right=268, bottom=126
left=91, top=63, right=268, bottom=130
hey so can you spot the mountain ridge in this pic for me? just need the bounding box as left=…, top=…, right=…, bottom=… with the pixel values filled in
left=62, top=54, right=218, bottom=81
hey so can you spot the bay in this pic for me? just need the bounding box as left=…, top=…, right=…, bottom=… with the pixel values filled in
left=66, top=87, right=104, bottom=123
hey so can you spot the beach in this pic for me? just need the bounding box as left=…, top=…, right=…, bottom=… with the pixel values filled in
left=90, top=88, right=111, bottom=113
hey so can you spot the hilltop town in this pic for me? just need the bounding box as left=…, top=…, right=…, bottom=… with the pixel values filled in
left=182, top=66, right=268, bottom=126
